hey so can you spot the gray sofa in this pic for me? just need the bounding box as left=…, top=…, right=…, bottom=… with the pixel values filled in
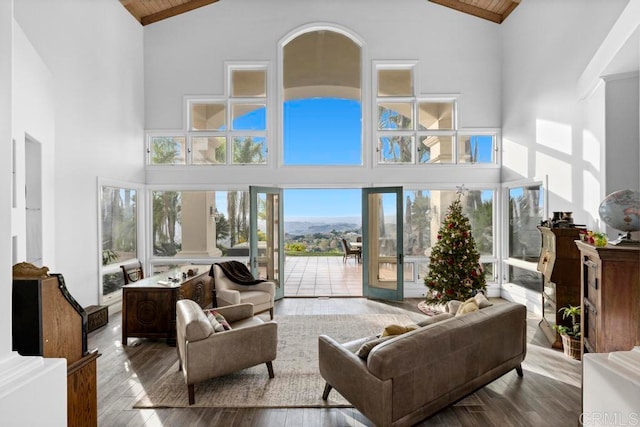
left=318, top=302, right=527, bottom=427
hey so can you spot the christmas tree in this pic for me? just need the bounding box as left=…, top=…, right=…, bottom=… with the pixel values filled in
left=424, top=197, right=486, bottom=305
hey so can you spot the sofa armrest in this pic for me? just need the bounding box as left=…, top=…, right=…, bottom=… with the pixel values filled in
left=318, top=335, right=392, bottom=427
left=212, top=303, right=254, bottom=323
left=216, top=288, right=241, bottom=306
left=249, top=280, right=276, bottom=296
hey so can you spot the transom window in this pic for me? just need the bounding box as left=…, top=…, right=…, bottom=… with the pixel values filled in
left=148, top=67, right=268, bottom=165
left=375, top=65, right=497, bottom=165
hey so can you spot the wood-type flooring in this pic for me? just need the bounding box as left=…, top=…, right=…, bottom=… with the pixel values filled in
left=89, top=297, right=582, bottom=426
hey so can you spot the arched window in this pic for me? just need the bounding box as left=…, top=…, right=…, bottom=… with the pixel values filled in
left=282, top=28, right=362, bottom=165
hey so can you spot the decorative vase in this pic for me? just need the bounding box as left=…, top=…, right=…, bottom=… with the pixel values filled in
left=560, top=334, right=582, bottom=360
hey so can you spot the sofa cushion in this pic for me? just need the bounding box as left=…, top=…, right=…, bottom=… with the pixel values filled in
left=355, top=335, right=395, bottom=359
left=416, top=312, right=454, bottom=327
left=455, top=298, right=479, bottom=316
left=238, top=290, right=272, bottom=306
left=230, top=316, right=265, bottom=330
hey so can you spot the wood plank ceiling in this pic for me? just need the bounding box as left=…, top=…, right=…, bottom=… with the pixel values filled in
left=120, top=0, right=520, bottom=26
left=428, top=0, right=521, bottom=24
left=119, top=0, right=219, bottom=26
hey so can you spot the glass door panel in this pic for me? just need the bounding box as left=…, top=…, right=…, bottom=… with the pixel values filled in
left=362, top=187, right=403, bottom=301
left=250, top=186, right=284, bottom=301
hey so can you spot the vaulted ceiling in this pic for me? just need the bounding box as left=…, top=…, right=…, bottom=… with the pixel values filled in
left=119, top=0, right=520, bottom=26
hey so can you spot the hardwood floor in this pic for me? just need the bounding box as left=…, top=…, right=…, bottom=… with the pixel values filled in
left=89, top=298, right=582, bottom=426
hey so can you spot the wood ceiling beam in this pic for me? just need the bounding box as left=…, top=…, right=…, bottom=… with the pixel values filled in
left=140, top=0, right=219, bottom=26
left=428, top=0, right=518, bottom=24
left=500, top=0, right=521, bottom=23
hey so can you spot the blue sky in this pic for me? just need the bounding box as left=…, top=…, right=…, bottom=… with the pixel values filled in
left=284, top=98, right=362, bottom=165
left=284, top=188, right=362, bottom=218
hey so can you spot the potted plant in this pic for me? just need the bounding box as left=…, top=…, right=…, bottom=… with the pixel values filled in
left=554, top=305, right=581, bottom=360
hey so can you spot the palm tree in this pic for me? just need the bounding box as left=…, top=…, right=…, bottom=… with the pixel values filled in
left=149, top=139, right=182, bottom=255
left=152, top=191, right=180, bottom=255
left=378, top=106, right=413, bottom=163
left=233, top=137, right=265, bottom=164
left=152, top=137, right=180, bottom=164
left=409, top=191, right=431, bottom=254
left=227, top=191, right=238, bottom=247
left=214, top=211, right=230, bottom=243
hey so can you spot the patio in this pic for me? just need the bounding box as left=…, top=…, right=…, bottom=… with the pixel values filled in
left=284, top=256, right=362, bottom=297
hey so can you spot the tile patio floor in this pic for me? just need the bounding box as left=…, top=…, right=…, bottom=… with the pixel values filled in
left=283, top=256, right=362, bottom=297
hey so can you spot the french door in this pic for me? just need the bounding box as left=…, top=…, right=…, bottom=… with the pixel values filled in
left=362, top=187, right=404, bottom=301
left=249, top=186, right=285, bottom=301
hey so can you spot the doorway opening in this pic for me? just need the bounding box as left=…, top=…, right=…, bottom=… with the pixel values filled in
left=283, top=188, right=362, bottom=297
left=25, top=135, right=43, bottom=266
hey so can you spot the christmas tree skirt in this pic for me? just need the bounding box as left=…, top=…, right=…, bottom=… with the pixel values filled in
left=417, top=300, right=446, bottom=316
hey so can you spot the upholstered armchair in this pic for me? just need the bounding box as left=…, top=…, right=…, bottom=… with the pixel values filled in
left=211, top=263, right=275, bottom=319
left=175, top=300, right=278, bottom=405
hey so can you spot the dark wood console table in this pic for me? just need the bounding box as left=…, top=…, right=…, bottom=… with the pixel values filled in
left=122, top=266, right=213, bottom=346
left=576, top=241, right=640, bottom=355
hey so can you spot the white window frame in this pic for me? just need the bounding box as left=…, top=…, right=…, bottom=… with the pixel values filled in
left=278, top=24, right=366, bottom=168
left=500, top=179, right=547, bottom=311
left=456, top=128, right=501, bottom=166
left=97, top=177, right=145, bottom=307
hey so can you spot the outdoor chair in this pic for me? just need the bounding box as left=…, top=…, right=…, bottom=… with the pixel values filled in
left=341, top=238, right=361, bottom=264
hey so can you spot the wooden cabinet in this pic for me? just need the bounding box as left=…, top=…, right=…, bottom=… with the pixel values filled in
left=122, top=266, right=213, bottom=346
left=576, top=241, right=640, bottom=354
left=537, top=227, right=584, bottom=348
left=12, top=274, right=99, bottom=427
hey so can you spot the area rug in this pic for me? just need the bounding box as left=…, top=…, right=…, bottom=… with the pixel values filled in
left=134, top=313, right=413, bottom=408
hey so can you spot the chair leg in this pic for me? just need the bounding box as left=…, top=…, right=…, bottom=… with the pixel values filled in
left=322, top=383, right=333, bottom=400
left=269, top=307, right=274, bottom=320
left=188, top=384, right=195, bottom=405
left=266, top=361, right=275, bottom=378
left=515, top=364, right=523, bottom=377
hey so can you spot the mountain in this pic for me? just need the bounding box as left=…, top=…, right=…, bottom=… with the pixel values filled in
left=285, top=218, right=361, bottom=235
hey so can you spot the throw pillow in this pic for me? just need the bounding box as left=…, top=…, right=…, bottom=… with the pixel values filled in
left=205, top=311, right=226, bottom=332
left=210, top=310, right=232, bottom=330
left=455, top=298, right=479, bottom=316
left=380, top=323, right=418, bottom=337
left=447, top=299, right=463, bottom=314
left=474, top=291, right=493, bottom=309
left=355, top=335, right=395, bottom=359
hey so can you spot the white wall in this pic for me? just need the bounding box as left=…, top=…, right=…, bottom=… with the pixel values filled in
left=1, top=0, right=14, bottom=358
left=578, top=0, right=640, bottom=237
left=501, top=0, right=631, bottom=229
left=144, top=0, right=503, bottom=190
left=604, top=74, right=640, bottom=194
left=0, top=3, right=66, bottom=425
left=12, top=22, right=55, bottom=269
left=13, top=0, right=145, bottom=306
